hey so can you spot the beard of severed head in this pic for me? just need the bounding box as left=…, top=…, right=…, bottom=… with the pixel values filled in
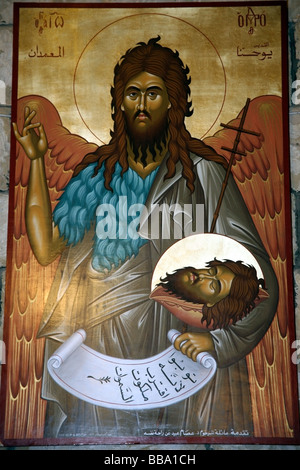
left=125, top=112, right=169, bottom=167
left=158, top=268, right=206, bottom=304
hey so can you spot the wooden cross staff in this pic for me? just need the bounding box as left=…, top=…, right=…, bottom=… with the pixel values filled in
left=209, top=98, right=261, bottom=234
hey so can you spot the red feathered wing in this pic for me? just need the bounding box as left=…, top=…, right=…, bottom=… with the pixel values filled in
left=2, top=95, right=97, bottom=440
left=204, top=95, right=298, bottom=438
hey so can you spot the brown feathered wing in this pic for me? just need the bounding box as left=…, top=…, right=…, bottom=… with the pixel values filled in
left=204, top=95, right=297, bottom=438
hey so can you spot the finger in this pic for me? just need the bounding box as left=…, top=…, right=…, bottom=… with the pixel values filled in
left=191, top=349, right=200, bottom=362
left=12, top=122, right=21, bottom=140
left=38, top=124, right=47, bottom=143
left=173, top=333, right=189, bottom=351
left=24, top=109, right=37, bottom=127
left=23, top=122, right=41, bottom=136
left=24, top=106, right=33, bottom=124
left=185, top=344, right=197, bottom=359
left=179, top=340, right=192, bottom=356
left=24, top=106, right=30, bottom=119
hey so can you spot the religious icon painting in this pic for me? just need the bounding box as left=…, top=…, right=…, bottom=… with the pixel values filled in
left=1, top=1, right=299, bottom=446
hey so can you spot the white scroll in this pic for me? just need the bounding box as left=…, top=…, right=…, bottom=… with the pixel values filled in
left=47, top=329, right=217, bottom=410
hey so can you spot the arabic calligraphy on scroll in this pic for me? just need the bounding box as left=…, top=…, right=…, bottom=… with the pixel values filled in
left=107, top=350, right=199, bottom=404
left=47, top=329, right=217, bottom=410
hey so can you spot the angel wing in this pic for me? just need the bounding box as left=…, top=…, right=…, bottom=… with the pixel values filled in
left=2, top=95, right=97, bottom=439
left=2, top=93, right=297, bottom=441
left=203, top=95, right=298, bottom=438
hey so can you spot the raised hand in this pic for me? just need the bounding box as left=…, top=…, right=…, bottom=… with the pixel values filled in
left=12, top=106, right=48, bottom=160
left=12, top=105, right=66, bottom=265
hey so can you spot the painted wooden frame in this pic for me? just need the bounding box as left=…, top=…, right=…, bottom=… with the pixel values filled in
left=1, top=1, right=299, bottom=446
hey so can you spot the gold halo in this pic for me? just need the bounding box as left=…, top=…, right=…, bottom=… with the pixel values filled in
left=151, top=234, right=264, bottom=291
left=73, top=12, right=226, bottom=145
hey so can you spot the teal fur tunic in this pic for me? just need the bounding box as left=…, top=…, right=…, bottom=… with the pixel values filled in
left=53, top=162, right=159, bottom=272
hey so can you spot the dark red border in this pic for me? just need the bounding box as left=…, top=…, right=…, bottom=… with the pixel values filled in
left=1, top=1, right=299, bottom=447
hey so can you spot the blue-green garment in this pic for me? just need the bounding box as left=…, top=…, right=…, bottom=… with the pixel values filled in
left=53, top=162, right=159, bottom=272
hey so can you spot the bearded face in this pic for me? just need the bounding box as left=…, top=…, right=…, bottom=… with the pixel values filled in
left=121, top=71, right=171, bottom=164
left=159, top=265, right=236, bottom=307
left=74, top=37, right=226, bottom=193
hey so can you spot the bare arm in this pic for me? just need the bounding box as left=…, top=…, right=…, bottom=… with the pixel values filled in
left=13, top=107, right=66, bottom=265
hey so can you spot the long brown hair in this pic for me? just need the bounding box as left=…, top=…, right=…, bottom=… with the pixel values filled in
left=73, top=37, right=227, bottom=192
left=202, top=259, right=265, bottom=329
left=159, top=259, right=264, bottom=329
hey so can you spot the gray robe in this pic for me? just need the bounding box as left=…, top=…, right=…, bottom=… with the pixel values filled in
left=38, top=153, right=278, bottom=438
